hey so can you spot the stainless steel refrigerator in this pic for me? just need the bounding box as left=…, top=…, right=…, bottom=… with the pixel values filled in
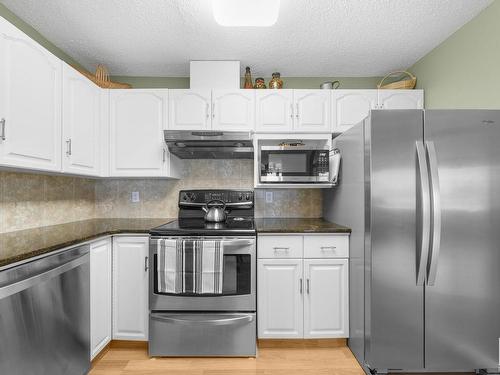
left=325, top=110, right=500, bottom=374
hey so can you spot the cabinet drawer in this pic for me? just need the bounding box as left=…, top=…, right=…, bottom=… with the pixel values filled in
left=258, top=236, right=303, bottom=259
left=304, top=235, right=349, bottom=258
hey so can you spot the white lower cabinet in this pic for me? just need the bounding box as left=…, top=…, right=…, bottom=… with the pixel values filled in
left=304, top=259, right=349, bottom=338
left=90, top=238, right=112, bottom=359
left=257, top=259, right=303, bottom=338
left=257, top=234, right=349, bottom=339
left=112, top=236, right=149, bottom=341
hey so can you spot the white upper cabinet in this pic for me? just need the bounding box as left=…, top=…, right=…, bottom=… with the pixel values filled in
left=212, top=90, right=255, bottom=131
left=294, top=90, right=331, bottom=133
left=258, top=258, right=304, bottom=338
left=109, top=89, right=168, bottom=177
left=62, top=63, right=101, bottom=176
left=256, top=90, right=294, bottom=132
left=378, top=89, right=424, bottom=110
left=168, top=89, right=211, bottom=130
left=303, top=259, right=349, bottom=338
left=0, top=17, right=62, bottom=172
left=332, top=90, right=378, bottom=133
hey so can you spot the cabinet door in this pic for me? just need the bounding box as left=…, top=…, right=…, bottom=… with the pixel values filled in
left=212, top=90, right=255, bottom=131
left=0, top=17, right=62, bottom=172
left=109, top=90, right=168, bottom=177
left=62, top=63, right=100, bottom=176
left=331, top=90, right=378, bottom=133
left=112, top=236, right=149, bottom=341
left=293, top=90, right=331, bottom=132
left=168, top=89, right=211, bottom=130
left=257, top=259, right=303, bottom=338
left=90, top=238, right=112, bottom=359
left=304, top=259, right=349, bottom=338
left=255, top=90, right=293, bottom=132
left=378, top=89, right=424, bottom=109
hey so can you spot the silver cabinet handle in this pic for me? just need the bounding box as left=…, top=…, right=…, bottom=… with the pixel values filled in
left=0, top=118, right=5, bottom=140
left=416, top=141, right=431, bottom=286
left=299, top=278, right=303, bottom=294
left=426, top=141, right=441, bottom=286
left=144, top=256, right=149, bottom=272
left=273, top=247, right=290, bottom=252
left=212, top=102, right=215, bottom=119
left=206, top=103, right=210, bottom=119
left=320, top=246, right=336, bottom=251
left=162, top=148, right=166, bottom=163
left=290, top=104, right=294, bottom=119
left=66, top=139, right=72, bottom=156
left=295, top=103, right=299, bottom=119
left=306, top=278, right=310, bottom=294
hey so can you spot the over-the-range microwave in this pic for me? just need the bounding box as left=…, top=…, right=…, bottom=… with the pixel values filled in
left=259, top=146, right=330, bottom=183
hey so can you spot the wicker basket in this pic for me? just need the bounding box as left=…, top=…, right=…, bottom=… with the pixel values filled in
left=377, top=70, right=417, bottom=90
left=73, top=64, right=131, bottom=89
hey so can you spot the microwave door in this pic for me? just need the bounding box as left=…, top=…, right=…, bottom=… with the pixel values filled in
left=260, top=150, right=328, bottom=183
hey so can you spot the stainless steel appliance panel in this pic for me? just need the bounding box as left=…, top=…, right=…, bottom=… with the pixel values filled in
left=324, top=123, right=366, bottom=363
left=149, top=237, right=256, bottom=311
left=424, top=110, right=500, bottom=370
left=0, top=246, right=90, bottom=375
left=149, top=312, right=256, bottom=356
left=366, top=110, right=425, bottom=370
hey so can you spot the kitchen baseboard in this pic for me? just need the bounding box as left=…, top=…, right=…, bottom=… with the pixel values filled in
left=257, top=338, right=347, bottom=348
left=109, top=340, right=149, bottom=349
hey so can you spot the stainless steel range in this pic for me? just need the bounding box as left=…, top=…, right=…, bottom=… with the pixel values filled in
left=149, top=189, right=256, bottom=357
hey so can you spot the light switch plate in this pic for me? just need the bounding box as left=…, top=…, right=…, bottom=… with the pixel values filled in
left=131, top=191, right=140, bottom=203
left=265, top=191, right=273, bottom=203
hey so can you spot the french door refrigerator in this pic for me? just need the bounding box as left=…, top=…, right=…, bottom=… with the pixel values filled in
left=325, top=110, right=500, bottom=374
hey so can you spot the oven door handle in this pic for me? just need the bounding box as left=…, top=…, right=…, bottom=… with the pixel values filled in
left=221, top=239, right=255, bottom=246
left=151, top=314, right=254, bottom=326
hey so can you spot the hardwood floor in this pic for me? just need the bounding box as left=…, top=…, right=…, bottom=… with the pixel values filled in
left=90, top=342, right=365, bottom=375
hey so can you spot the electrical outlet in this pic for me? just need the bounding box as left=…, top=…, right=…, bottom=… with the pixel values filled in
left=265, top=191, right=273, bottom=203
left=131, top=191, right=140, bottom=203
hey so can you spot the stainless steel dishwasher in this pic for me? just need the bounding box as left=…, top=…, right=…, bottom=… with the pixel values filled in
left=0, top=244, right=90, bottom=375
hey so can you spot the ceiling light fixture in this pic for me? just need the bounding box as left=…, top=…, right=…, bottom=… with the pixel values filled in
left=212, top=0, right=280, bottom=27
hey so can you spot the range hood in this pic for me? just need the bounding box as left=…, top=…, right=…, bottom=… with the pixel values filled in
left=164, top=130, right=254, bottom=159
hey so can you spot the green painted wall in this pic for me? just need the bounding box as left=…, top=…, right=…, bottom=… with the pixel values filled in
left=410, top=0, right=500, bottom=109
left=0, top=3, right=83, bottom=70
left=110, top=76, right=382, bottom=90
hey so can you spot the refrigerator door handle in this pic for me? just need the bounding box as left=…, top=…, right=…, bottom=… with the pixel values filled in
left=426, top=140, right=442, bottom=286
left=416, top=141, right=431, bottom=286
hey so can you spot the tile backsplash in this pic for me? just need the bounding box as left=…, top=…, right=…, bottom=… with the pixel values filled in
left=1, top=160, right=322, bottom=233
left=0, top=171, right=95, bottom=233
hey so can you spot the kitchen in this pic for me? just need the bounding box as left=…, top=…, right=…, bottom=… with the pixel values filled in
left=0, top=1, right=499, bottom=374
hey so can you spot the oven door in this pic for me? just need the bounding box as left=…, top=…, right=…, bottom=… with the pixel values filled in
left=259, top=148, right=329, bottom=183
left=149, top=237, right=256, bottom=311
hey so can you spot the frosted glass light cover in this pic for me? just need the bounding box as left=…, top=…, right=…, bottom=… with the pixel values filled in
left=212, top=0, right=280, bottom=27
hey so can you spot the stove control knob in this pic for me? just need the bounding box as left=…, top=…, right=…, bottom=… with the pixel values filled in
left=245, top=194, right=251, bottom=200
left=238, top=194, right=243, bottom=201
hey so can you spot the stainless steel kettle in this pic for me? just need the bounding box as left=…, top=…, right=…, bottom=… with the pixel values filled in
left=202, top=199, right=227, bottom=223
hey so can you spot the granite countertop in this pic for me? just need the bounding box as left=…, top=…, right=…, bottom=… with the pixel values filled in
left=0, top=218, right=175, bottom=268
left=255, top=218, right=351, bottom=234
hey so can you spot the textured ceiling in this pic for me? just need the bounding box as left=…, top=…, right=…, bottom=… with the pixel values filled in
left=0, top=0, right=493, bottom=77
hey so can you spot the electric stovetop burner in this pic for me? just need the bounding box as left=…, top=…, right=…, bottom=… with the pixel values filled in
left=150, top=189, right=256, bottom=237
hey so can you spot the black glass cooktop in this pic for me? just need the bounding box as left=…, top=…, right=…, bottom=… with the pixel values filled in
left=149, top=217, right=256, bottom=237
